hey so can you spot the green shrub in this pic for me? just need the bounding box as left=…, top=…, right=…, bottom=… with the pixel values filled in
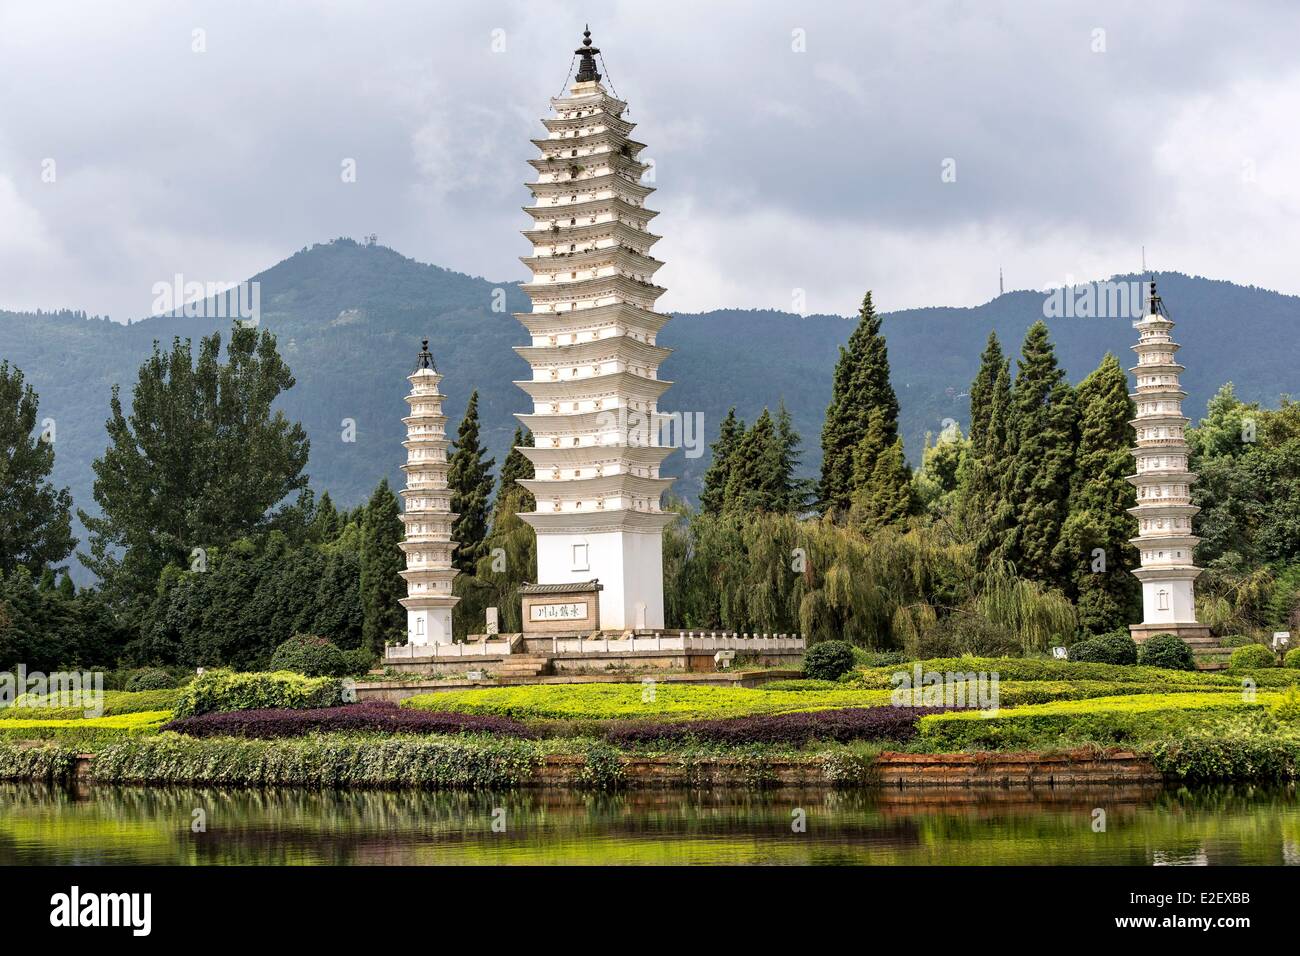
left=0, top=744, right=79, bottom=781
left=124, top=667, right=176, bottom=691
left=1272, top=687, right=1300, bottom=723
left=0, top=711, right=171, bottom=748
left=1070, top=632, right=1138, bottom=665
left=172, top=670, right=343, bottom=718
left=1228, top=643, right=1277, bottom=673
left=803, top=641, right=857, bottom=681
left=0, top=688, right=181, bottom=720
left=1219, top=634, right=1257, bottom=648
left=339, top=647, right=376, bottom=678
left=1284, top=648, right=1300, bottom=669
left=269, top=634, right=347, bottom=677
left=1149, top=736, right=1300, bottom=782
left=1137, top=633, right=1195, bottom=671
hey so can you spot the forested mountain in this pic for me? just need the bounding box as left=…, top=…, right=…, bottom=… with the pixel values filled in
left=2, top=237, right=1296, bottom=582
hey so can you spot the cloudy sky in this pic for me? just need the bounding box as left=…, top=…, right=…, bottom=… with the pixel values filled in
left=2, top=0, right=1299, bottom=322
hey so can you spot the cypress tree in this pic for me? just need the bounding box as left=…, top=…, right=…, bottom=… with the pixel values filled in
left=495, top=426, right=535, bottom=515
left=774, top=401, right=815, bottom=513
left=1055, top=353, right=1141, bottom=631
left=447, top=390, right=495, bottom=573
left=849, top=408, right=913, bottom=533
left=309, top=490, right=341, bottom=543
left=700, top=407, right=743, bottom=515
left=967, top=332, right=1005, bottom=460
left=973, top=359, right=1016, bottom=563
left=1002, top=321, right=1078, bottom=587
left=359, top=479, right=406, bottom=653
left=723, top=409, right=785, bottom=513
left=818, top=291, right=900, bottom=515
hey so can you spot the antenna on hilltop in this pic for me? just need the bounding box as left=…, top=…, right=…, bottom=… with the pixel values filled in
left=999, top=266, right=1004, bottom=296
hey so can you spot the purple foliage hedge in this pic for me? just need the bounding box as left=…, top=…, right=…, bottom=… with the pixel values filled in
left=162, top=701, right=536, bottom=739
left=602, top=706, right=944, bottom=747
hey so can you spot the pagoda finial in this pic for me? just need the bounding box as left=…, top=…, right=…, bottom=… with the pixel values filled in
left=416, top=338, right=436, bottom=371
left=1148, top=278, right=1162, bottom=317
left=574, top=26, right=601, bottom=83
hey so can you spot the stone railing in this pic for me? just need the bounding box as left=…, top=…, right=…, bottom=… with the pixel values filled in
left=549, top=632, right=806, bottom=655
left=384, top=641, right=514, bottom=661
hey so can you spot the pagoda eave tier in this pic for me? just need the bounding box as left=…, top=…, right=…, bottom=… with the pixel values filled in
left=520, top=444, right=673, bottom=469
left=527, top=173, right=654, bottom=201
left=520, top=246, right=664, bottom=276
left=520, top=509, right=676, bottom=535
left=515, top=302, right=667, bottom=334
left=522, top=196, right=656, bottom=224
left=514, top=372, right=672, bottom=403
left=514, top=338, right=671, bottom=366
left=515, top=407, right=668, bottom=434
left=1125, top=471, right=1199, bottom=485
left=521, top=276, right=666, bottom=308
left=522, top=219, right=660, bottom=248
left=541, top=114, right=635, bottom=137
left=520, top=473, right=673, bottom=497
left=1127, top=503, right=1201, bottom=518
left=398, top=538, right=458, bottom=553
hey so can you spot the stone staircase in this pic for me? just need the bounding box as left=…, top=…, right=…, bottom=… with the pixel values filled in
left=494, top=655, right=552, bottom=680
left=1185, top=635, right=1232, bottom=671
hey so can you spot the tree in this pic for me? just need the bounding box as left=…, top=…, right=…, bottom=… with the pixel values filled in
left=848, top=408, right=913, bottom=533
left=913, top=425, right=969, bottom=520
left=819, top=291, right=901, bottom=515
left=1001, top=321, right=1077, bottom=588
left=447, top=390, right=495, bottom=573
left=0, top=361, right=75, bottom=576
left=496, top=426, right=535, bottom=515
left=309, top=490, right=342, bottom=543
left=359, top=479, right=406, bottom=653
left=700, top=407, right=743, bottom=516
left=79, top=326, right=310, bottom=603
left=723, top=409, right=785, bottom=513
left=774, top=401, right=815, bottom=513
left=967, top=332, right=1006, bottom=461
left=1055, top=353, right=1140, bottom=632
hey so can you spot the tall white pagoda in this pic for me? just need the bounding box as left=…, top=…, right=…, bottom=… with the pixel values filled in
left=1126, top=281, right=1210, bottom=644
left=513, top=28, right=674, bottom=632
left=398, top=340, right=459, bottom=645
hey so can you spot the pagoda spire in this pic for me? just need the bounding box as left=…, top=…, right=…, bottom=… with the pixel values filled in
left=574, top=26, right=601, bottom=84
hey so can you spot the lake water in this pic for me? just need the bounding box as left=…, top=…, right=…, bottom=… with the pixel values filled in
left=1, top=781, right=1298, bottom=865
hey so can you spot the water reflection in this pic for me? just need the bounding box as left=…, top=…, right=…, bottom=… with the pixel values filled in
left=0, top=782, right=1296, bottom=865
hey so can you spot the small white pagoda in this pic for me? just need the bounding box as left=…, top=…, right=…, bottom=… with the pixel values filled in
left=1126, top=281, right=1210, bottom=644
left=512, top=28, right=674, bottom=632
left=398, top=339, right=459, bottom=645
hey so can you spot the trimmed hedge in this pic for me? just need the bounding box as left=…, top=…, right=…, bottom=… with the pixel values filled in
left=91, top=735, right=543, bottom=789
left=270, top=634, right=347, bottom=677
left=1286, top=648, right=1300, bottom=669
left=1229, top=644, right=1278, bottom=673
left=0, top=688, right=181, bottom=720
left=164, top=701, right=535, bottom=739
left=603, top=706, right=942, bottom=748
left=1069, top=632, right=1138, bottom=665
left=1137, top=633, right=1196, bottom=671
left=803, top=641, right=856, bottom=681
left=917, top=693, right=1267, bottom=751
left=0, top=711, right=171, bottom=747
left=172, top=670, right=343, bottom=718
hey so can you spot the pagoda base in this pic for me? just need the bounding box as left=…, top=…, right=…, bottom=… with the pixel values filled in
left=531, top=525, right=665, bottom=632
left=1129, top=622, right=1213, bottom=645
left=402, top=604, right=454, bottom=646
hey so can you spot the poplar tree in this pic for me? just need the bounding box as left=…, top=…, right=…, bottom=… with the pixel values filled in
left=1055, top=353, right=1140, bottom=631
left=447, top=390, right=495, bottom=573
left=700, top=407, right=743, bottom=515
left=1002, top=321, right=1078, bottom=587
left=80, top=326, right=310, bottom=602
left=359, top=479, right=405, bottom=653
left=0, top=361, right=75, bottom=576
left=818, top=291, right=900, bottom=515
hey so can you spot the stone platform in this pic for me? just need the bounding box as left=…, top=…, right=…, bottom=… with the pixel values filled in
left=1130, top=623, right=1229, bottom=670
